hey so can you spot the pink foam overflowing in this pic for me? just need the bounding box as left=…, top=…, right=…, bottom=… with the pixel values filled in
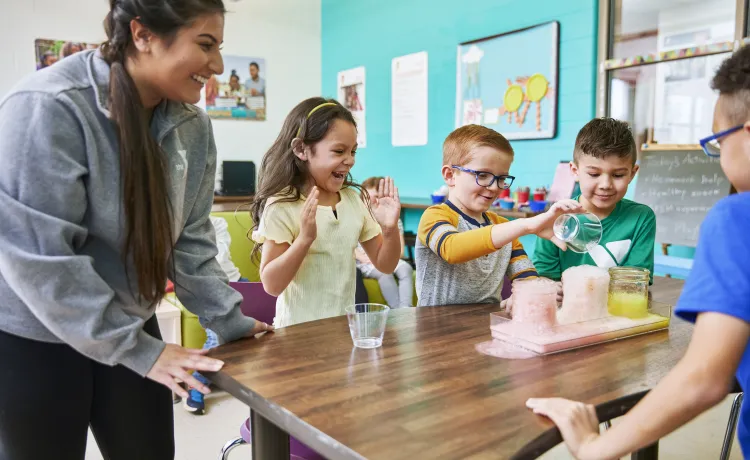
left=558, top=266, right=610, bottom=324
left=490, top=312, right=670, bottom=355
left=510, top=278, right=558, bottom=332
left=475, top=339, right=538, bottom=359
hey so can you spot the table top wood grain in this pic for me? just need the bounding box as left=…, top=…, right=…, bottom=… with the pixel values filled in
left=207, top=277, right=689, bottom=460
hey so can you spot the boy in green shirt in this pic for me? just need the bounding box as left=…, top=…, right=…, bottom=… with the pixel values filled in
left=533, top=118, right=656, bottom=283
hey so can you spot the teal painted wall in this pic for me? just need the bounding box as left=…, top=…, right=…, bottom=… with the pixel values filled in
left=322, top=0, right=599, bottom=203
left=321, top=0, right=699, bottom=271
left=322, top=0, right=599, bottom=259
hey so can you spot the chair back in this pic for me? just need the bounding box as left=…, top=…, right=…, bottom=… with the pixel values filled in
left=230, top=281, right=276, bottom=325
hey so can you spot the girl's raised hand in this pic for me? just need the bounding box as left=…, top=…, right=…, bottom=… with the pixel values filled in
left=371, top=177, right=401, bottom=231
left=299, top=187, right=319, bottom=245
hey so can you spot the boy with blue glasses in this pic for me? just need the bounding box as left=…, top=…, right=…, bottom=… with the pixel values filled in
left=415, top=124, right=583, bottom=306
left=526, top=45, right=750, bottom=459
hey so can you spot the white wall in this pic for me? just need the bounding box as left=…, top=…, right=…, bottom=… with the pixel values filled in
left=0, top=0, right=322, bottom=191
left=0, top=0, right=109, bottom=95
left=215, top=0, right=321, bottom=188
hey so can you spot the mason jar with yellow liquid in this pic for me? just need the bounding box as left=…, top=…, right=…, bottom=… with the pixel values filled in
left=607, top=267, right=650, bottom=319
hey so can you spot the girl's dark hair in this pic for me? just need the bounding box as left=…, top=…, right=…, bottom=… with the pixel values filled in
left=250, top=97, right=363, bottom=260
left=99, top=0, right=225, bottom=307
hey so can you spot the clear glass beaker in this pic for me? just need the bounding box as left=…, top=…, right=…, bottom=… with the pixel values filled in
left=553, top=213, right=602, bottom=253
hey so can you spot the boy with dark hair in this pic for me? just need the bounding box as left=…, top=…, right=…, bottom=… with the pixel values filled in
left=533, top=117, right=657, bottom=283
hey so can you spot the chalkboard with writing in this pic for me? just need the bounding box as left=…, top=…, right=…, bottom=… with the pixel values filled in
left=634, top=148, right=731, bottom=247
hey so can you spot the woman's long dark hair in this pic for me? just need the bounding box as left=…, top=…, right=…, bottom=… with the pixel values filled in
left=250, top=97, right=366, bottom=261
left=99, top=0, right=225, bottom=306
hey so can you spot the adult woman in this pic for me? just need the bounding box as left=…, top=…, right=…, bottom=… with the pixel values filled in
left=0, top=1, right=270, bottom=458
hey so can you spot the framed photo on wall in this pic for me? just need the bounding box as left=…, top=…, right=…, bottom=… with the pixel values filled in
left=35, top=38, right=99, bottom=71
left=455, top=21, right=559, bottom=140
left=198, top=55, right=266, bottom=121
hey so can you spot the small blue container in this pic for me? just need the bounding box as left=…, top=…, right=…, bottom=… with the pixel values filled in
left=430, top=194, right=446, bottom=204
left=528, top=200, right=548, bottom=212
left=498, top=200, right=515, bottom=210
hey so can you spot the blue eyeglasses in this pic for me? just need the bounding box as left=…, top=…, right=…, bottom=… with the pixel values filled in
left=699, top=125, right=743, bottom=157
left=451, top=166, right=515, bottom=190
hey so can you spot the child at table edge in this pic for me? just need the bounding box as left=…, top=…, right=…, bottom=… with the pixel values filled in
left=526, top=45, right=750, bottom=460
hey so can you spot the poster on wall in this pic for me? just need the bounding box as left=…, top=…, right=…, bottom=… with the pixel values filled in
left=198, top=55, right=266, bottom=121
left=392, top=51, right=428, bottom=147
left=455, top=21, right=559, bottom=140
left=337, top=66, right=366, bottom=148
left=35, top=39, right=99, bottom=70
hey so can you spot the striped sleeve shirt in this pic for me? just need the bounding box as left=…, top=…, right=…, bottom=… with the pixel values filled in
left=415, top=200, right=537, bottom=306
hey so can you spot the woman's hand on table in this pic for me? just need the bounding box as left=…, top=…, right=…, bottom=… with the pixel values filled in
left=147, top=344, right=224, bottom=398
left=247, top=320, right=274, bottom=337
left=525, top=397, right=601, bottom=460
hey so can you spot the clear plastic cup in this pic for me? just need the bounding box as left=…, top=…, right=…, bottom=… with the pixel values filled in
left=553, top=213, right=602, bottom=253
left=345, top=303, right=389, bottom=349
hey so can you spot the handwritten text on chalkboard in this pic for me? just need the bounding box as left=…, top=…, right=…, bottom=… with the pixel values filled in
left=634, top=149, right=730, bottom=247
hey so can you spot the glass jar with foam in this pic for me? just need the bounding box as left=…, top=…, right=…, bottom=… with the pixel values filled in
left=510, top=278, right=558, bottom=332
left=558, top=266, right=610, bottom=324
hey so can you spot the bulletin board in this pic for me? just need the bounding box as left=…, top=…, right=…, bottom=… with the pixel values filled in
left=455, top=21, right=559, bottom=140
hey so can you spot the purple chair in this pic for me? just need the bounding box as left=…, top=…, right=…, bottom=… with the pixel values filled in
left=219, top=282, right=325, bottom=460
left=501, top=276, right=512, bottom=301
left=231, top=281, right=275, bottom=325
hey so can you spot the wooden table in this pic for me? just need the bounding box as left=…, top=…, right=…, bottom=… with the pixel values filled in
left=206, top=277, right=688, bottom=459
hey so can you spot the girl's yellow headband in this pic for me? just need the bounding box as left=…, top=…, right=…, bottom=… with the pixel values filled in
left=297, top=102, right=338, bottom=137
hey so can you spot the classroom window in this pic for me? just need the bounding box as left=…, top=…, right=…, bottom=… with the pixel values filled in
left=611, top=0, right=736, bottom=60
left=598, top=0, right=748, bottom=151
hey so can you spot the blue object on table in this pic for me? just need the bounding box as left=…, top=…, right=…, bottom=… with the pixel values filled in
left=528, top=200, right=548, bottom=212
left=430, top=194, right=446, bottom=204
left=654, top=254, right=693, bottom=279
left=498, top=200, right=515, bottom=210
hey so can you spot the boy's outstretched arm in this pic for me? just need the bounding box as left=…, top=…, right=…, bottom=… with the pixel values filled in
left=418, top=200, right=584, bottom=265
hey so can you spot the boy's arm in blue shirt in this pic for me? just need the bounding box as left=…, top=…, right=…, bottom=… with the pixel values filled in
left=526, top=195, right=750, bottom=460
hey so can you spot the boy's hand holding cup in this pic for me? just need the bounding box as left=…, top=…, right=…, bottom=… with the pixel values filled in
left=527, top=199, right=585, bottom=251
